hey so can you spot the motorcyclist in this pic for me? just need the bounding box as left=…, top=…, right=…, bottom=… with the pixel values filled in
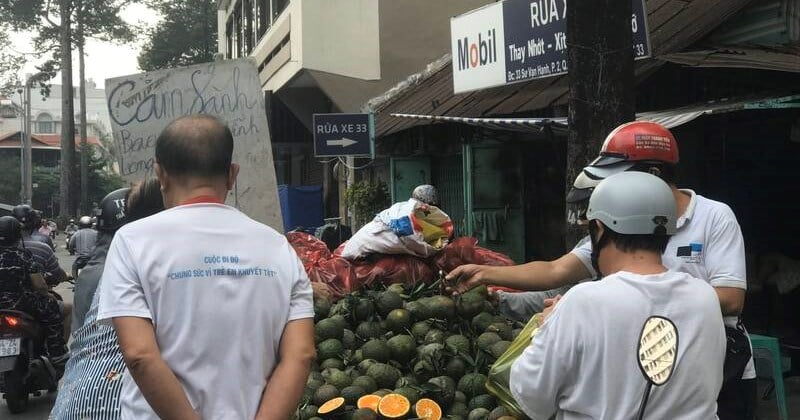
left=72, top=188, right=130, bottom=328
left=13, top=205, right=55, bottom=250
left=12, top=205, right=71, bottom=338
left=65, top=219, right=78, bottom=237
left=68, top=216, right=97, bottom=279
left=0, top=216, right=68, bottom=372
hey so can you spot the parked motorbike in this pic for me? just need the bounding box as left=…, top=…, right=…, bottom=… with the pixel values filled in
left=0, top=309, right=61, bottom=414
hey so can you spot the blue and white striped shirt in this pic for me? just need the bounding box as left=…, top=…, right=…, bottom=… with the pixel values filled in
left=50, top=290, right=125, bottom=420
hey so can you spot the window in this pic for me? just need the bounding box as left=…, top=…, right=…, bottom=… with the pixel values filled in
left=36, top=113, right=54, bottom=134
left=226, top=20, right=234, bottom=59
left=243, top=0, right=254, bottom=54
left=257, top=0, right=268, bottom=39
left=272, top=0, right=288, bottom=19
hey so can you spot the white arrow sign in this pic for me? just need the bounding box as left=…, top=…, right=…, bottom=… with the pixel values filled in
left=326, top=138, right=358, bottom=147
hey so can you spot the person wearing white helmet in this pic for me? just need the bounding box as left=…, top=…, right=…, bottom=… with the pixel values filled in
left=510, top=172, right=726, bottom=419
left=447, top=121, right=754, bottom=419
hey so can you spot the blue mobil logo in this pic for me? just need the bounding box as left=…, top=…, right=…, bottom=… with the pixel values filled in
left=456, top=29, right=499, bottom=72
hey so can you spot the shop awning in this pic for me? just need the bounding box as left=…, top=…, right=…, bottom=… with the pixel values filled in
left=387, top=94, right=800, bottom=134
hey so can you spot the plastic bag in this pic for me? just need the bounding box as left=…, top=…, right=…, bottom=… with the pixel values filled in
left=308, top=257, right=356, bottom=299
left=352, top=254, right=435, bottom=288
left=485, top=313, right=543, bottom=420
left=342, top=199, right=453, bottom=260
left=286, top=232, right=332, bottom=272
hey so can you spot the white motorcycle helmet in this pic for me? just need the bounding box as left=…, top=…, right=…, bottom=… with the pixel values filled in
left=587, top=171, right=677, bottom=235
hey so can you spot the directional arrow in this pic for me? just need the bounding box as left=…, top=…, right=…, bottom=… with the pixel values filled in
left=326, top=138, right=358, bottom=147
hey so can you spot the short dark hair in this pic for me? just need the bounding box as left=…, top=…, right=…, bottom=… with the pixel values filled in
left=629, top=162, right=678, bottom=185
left=126, top=178, right=164, bottom=222
left=155, top=115, right=234, bottom=178
left=602, top=226, right=670, bottom=255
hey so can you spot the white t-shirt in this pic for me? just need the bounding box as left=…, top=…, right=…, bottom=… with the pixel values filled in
left=571, top=190, right=755, bottom=379
left=510, top=270, right=726, bottom=420
left=97, top=203, right=314, bottom=420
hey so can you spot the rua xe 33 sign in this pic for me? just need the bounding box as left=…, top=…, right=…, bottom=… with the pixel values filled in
left=451, top=0, right=650, bottom=94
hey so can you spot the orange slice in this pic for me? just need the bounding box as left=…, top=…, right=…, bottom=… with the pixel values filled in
left=377, top=393, right=411, bottom=419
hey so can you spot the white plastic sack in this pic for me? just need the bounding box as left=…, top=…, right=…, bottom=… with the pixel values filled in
left=342, top=199, right=453, bottom=260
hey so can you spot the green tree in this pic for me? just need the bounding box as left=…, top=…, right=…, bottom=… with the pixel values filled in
left=0, top=0, right=132, bottom=216
left=0, top=32, right=24, bottom=96
left=0, top=0, right=78, bottom=217
left=138, top=0, right=217, bottom=71
left=0, top=152, right=22, bottom=205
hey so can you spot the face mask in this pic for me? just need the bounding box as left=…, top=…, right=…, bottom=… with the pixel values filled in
left=588, top=221, right=607, bottom=280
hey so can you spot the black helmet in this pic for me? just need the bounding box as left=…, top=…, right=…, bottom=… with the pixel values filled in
left=97, top=188, right=130, bottom=232
left=0, top=216, right=22, bottom=246
left=12, top=204, right=37, bottom=231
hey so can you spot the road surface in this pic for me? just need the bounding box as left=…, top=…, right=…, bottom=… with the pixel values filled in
left=2, top=240, right=76, bottom=419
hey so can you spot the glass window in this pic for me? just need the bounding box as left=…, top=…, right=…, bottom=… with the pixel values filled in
left=226, top=19, right=234, bottom=59
left=36, top=113, right=54, bottom=134
left=257, top=0, right=268, bottom=39
left=272, top=0, right=288, bottom=19
left=244, top=0, right=254, bottom=54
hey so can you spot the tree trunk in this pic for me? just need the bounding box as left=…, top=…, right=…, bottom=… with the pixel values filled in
left=565, top=0, right=635, bottom=248
left=78, top=25, right=88, bottom=215
left=59, top=0, right=75, bottom=219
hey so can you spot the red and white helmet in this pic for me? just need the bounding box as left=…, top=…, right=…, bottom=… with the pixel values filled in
left=590, top=121, right=679, bottom=168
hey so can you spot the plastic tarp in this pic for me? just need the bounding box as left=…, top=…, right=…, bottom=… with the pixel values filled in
left=278, top=185, right=324, bottom=233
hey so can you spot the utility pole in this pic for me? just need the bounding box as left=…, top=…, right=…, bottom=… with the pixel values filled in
left=22, top=76, right=34, bottom=206
left=565, top=0, right=635, bottom=248
left=59, top=0, right=76, bottom=219
left=78, top=19, right=89, bottom=215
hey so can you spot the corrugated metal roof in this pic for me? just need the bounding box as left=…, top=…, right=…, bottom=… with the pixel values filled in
left=661, top=45, right=800, bottom=72
left=371, top=0, right=754, bottom=137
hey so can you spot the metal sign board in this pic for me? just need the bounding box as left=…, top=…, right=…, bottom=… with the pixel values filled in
left=313, top=113, right=374, bottom=157
left=452, top=0, right=650, bottom=93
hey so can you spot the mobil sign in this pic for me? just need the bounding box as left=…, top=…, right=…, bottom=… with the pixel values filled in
left=451, top=0, right=650, bottom=94
left=450, top=2, right=506, bottom=94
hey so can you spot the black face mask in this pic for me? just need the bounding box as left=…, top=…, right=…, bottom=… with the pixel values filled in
left=588, top=221, right=608, bottom=280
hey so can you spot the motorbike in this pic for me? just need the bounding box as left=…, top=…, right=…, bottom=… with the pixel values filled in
left=0, top=309, right=61, bottom=414
left=65, top=232, right=74, bottom=255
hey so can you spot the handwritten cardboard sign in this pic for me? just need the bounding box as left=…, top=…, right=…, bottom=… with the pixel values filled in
left=105, top=59, right=282, bottom=230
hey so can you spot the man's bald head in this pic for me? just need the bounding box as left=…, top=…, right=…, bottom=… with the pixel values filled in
left=155, top=115, right=234, bottom=179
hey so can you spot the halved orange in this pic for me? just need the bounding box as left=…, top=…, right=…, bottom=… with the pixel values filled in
left=357, top=394, right=382, bottom=412
left=377, top=393, right=411, bottom=419
left=415, top=398, right=442, bottom=420
left=318, top=397, right=346, bottom=416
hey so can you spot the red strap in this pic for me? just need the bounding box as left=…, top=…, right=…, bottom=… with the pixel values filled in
left=180, top=195, right=224, bottom=205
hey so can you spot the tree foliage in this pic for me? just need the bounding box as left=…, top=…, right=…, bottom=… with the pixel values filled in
left=0, top=32, right=25, bottom=96
left=0, top=146, right=124, bottom=215
left=138, top=0, right=217, bottom=71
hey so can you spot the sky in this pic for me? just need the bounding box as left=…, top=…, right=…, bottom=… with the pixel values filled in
left=9, top=3, right=161, bottom=87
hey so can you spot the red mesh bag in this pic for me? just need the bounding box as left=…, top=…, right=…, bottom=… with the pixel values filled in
left=352, top=255, right=435, bottom=289
left=333, top=241, right=347, bottom=257
left=287, top=232, right=332, bottom=272
left=434, top=237, right=515, bottom=272
left=308, top=257, right=356, bottom=299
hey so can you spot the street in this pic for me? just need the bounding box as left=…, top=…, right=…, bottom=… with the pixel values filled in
left=1, top=241, right=75, bottom=419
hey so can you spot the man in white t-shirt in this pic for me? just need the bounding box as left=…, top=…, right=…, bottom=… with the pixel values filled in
left=511, top=171, right=726, bottom=419
left=448, top=121, right=754, bottom=419
left=98, top=115, right=316, bottom=420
